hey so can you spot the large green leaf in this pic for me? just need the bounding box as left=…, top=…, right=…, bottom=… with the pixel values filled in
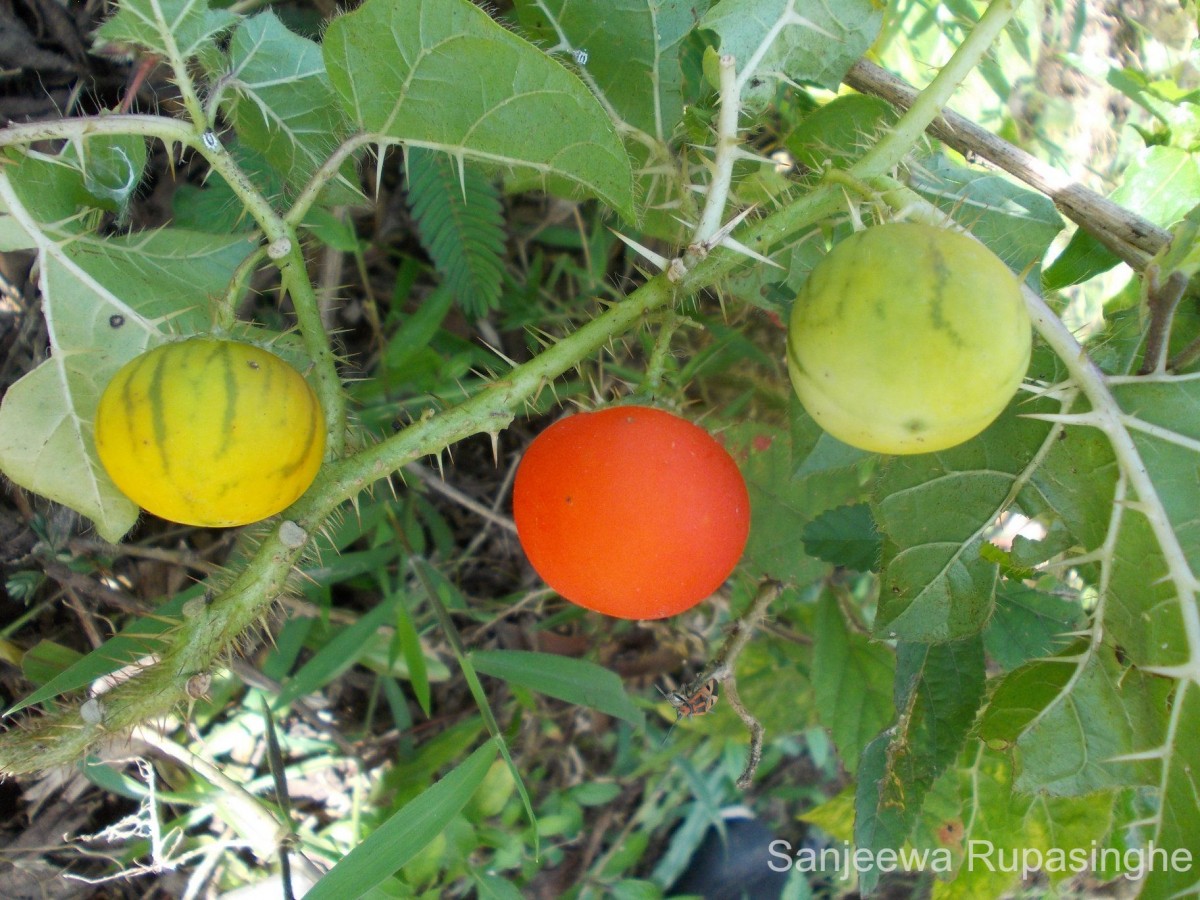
left=0, top=158, right=255, bottom=540
left=980, top=644, right=1167, bottom=795
left=323, top=0, right=634, bottom=217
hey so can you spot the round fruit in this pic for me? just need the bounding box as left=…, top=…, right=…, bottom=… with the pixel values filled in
left=94, top=337, right=325, bottom=527
left=786, top=222, right=1031, bottom=454
left=512, top=406, right=750, bottom=620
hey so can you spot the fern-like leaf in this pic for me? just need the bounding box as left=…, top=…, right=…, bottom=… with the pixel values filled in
left=405, top=148, right=505, bottom=318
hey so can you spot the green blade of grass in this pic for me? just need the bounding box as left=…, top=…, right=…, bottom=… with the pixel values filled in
left=469, top=649, right=645, bottom=728
left=303, top=737, right=499, bottom=900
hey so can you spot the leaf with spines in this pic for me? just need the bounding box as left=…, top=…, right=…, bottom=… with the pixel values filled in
left=871, top=402, right=1052, bottom=643
left=908, top=152, right=1064, bottom=282
left=980, top=646, right=1168, bottom=796
left=700, top=0, right=882, bottom=108
left=406, top=148, right=506, bottom=318
left=218, top=12, right=360, bottom=203
left=512, top=0, right=696, bottom=144
left=323, top=0, right=634, bottom=218
left=97, top=0, right=238, bottom=62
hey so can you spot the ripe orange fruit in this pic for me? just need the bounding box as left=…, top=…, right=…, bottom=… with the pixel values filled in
left=512, top=406, right=750, bottom=619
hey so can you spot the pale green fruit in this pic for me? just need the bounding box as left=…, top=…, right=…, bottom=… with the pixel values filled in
left=787, top=223, right=1031, bottom=454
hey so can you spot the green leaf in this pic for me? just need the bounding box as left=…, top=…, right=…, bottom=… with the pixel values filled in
left=700, top=0, right=882, bottom=107
left=982, top=584, right=1085, bottom=672
left=784, top=94, right=900, bottom=173
left=0, top=162, right=255, bottom=541
left=934, top=749, right=1032, bottom=899
left=513, top=0, right=696, bottom=143
left=726, top=420, right=862, bottom=583
left=908, top=153, right=1064, bottom=281
left=1140, top=679, right=1200, bottom=900
left=871, top=404, right=1050, bottom=643
left=303, top=738, right=499, bottom=900
left=811, top=592, right=894, bottom=773
left=1014, top=649, right=1168, bottom=796
left=220, top=12, right=360, bottom=203
left=469, top=650, right=644, bottom=728
left=854, top=637, right=985, bottom=892
left=1025, top=793, right=1117, bottom=886
left=323, top=0, right=634, bottom=217
left=19, top=641, right=84, bottom=689
left=802, top=503, right=880, bottom=572
left=97, top=0, right=238, bottom=61
left=273, top=595, right=400, bottom=709
left=61, top=133, right=148, bottom=220
left=406, top=148, right=506, bottom=317
left=1043, top=146, right=1200, bottom=290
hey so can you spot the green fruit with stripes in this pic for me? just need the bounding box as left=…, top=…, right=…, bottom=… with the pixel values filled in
left=786, top=222, right=1031, bottom=455
left=94, top=337, right=325, bottom=527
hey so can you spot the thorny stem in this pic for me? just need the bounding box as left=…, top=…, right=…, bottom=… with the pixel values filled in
left=693, top=54, right=741, bottom=247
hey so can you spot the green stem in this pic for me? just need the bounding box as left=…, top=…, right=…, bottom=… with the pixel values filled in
left=856, top=0, right=1023, bottom=176
left=149, top=6, right=209, bottom=131
left=280, top=246, right=347, bottom=457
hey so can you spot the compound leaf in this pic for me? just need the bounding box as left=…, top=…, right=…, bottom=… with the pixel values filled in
left=406, top=148, right=506, bottom=318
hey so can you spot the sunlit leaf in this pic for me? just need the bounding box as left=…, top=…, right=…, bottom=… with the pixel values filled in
left=97, top=0, right=237, bottom=61
left=323, top=0, right=634, bottom=217
left=700, top=0, right=882, bottom=107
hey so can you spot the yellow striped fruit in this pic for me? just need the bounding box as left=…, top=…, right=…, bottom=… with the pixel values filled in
left=94, top=337, right=325, bottom=527
left=786, top=223, right=1031, bottom=454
